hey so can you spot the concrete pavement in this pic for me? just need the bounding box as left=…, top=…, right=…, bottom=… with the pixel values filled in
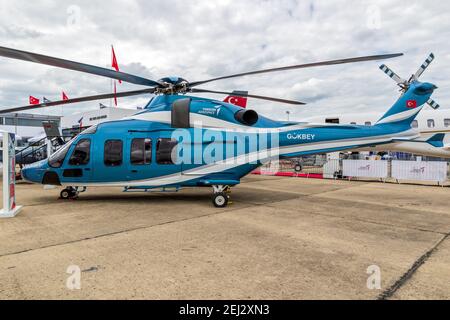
left=0, top=175, right=449, bottom=299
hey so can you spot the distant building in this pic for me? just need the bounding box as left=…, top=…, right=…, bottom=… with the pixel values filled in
left=61, top=107, right=138, bottom=137
left=0, top=113, right=61, bottom=142
left=0, top=106, right=138, bottom=143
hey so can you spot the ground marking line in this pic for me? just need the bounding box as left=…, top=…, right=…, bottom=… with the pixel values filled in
left=377, top=233, right=449, bottom=300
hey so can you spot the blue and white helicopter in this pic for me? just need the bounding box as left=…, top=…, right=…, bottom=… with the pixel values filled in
left=0, top=46, right=441, bottom=207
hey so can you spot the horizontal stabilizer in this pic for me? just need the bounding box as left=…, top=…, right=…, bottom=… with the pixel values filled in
left=427, top=133, right=445, bottom=148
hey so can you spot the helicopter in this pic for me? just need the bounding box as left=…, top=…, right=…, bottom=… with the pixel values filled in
left=0, top=46, right=441, bottom=207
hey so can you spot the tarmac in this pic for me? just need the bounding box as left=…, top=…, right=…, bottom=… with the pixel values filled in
left=0, top=175, right=449, bottom=300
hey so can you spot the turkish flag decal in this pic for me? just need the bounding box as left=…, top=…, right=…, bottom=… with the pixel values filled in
left=224, top=95, right=247, bottom=108
left=406, top=100, right=417, bottom=109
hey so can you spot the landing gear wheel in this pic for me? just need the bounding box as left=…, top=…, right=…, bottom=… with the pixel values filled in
left=60, top=187, right=79, bottom=199
left=213, top=192, right=229, bottom=208
left=60, top=189, right=71, bottom=199
left=294, top=163, right=302, bottom=172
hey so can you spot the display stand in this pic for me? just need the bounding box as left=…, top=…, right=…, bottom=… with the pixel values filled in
left=0, top=131, right=22, bottom=218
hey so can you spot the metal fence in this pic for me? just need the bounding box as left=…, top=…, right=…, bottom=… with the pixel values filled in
left=255, top=156, right=450, bottom=185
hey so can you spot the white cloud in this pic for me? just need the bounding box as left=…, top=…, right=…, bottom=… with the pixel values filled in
left=0, top=0, right=448, bottom=120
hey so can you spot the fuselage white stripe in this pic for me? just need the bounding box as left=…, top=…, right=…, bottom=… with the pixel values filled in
left=63, top=134, right=409, bottom=187
left=376, top=106, right=423, bottom=124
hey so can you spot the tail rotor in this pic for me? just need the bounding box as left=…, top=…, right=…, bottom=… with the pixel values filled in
left=379, top=53, right=439, bottom=109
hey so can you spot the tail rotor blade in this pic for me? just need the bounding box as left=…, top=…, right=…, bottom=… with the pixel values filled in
left=427, top=98, right=440, bottom=110
left=414, top=53, right=435, bottom=80
left=379, top=64, right=407, bottom=85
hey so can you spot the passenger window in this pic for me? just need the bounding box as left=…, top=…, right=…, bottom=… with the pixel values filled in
left=427, top=119, right=435, bottom=128
left=131, top=138, right=152, bottom=165
left=104, top=140, right=123, bottom=166
left=69, top=139, right=91, bottom=166
left=444, top=119, right=450, bottom=128
left=364, top=121, right=372, bottom=126
left=156, top=138, right=178, bottom=164
left=411, top=120, right=418, bottom=128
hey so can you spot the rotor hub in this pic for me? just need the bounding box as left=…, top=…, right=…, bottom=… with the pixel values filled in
left=156, top=77, right=190, bottom=94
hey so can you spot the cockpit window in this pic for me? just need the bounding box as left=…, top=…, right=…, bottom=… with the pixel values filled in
left=48, top=138, right=76, bottom=168
left=68, top=139, right=91, bottom=166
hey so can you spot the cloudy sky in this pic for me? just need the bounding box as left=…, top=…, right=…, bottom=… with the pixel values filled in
left=0, top=0, right=449, bottom=121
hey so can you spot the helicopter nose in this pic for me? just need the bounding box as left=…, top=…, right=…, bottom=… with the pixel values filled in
left=21, top=161, right=46, bottom=183
left=21, top=167, right=37, bottom=183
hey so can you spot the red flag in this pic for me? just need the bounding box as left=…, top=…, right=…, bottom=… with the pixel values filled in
left=113, top=81, right=118, bottom=106
left=29, top=96, right=40, bottom=105
left=62, top=91, right=69, bottom=101
left=111, top=45, right=121, bottom=83
left=223, top=95, right=247, bottom=108
left=406, top=100, right=417, bottom=109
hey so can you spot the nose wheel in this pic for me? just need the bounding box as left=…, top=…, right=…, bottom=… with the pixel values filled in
left=212, top=185, right=231, bottom=208
left=60, top=187, right=86, bottom=199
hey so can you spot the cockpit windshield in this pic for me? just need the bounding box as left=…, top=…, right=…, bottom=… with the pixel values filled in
left=48, top=138, right=76, bottom=168
left=49, top=125, right=97, bottom=168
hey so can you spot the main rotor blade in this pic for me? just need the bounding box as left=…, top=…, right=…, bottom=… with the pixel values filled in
left=190, top=53, right=403, bottom=87
left=191, top=88, right=306, bottom=105
left=0, top=88, right=155, bottom=114
left=0, top=46, right=162, bottom=87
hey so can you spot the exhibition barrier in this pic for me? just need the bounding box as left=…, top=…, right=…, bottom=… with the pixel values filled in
left=330, top=159, right=449, bottom=184
left=254, top=159, right=449, bottom=184
left=342, top=160, right=389, bottom=179
left=391, top=160, right=448, bottom=182
left=323, top=159, right=340, bottom=179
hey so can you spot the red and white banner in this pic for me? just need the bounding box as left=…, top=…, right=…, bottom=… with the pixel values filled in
left=1, top=132, right=22, bottom=217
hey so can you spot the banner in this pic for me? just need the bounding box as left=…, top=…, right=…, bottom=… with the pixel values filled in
left=1, top=132, right=22, bottom=217
left=391, top=160, right=448, bottom=182
left=342, top=160, right=388, bottom=178
left=7, top=133, right=16, bottom=211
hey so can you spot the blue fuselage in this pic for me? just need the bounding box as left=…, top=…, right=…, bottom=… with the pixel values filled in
left=22, top=82, right=434, bottom=189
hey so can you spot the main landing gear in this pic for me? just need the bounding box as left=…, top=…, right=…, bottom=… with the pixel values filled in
left=60, top=187, right=86, bottom=200
left=212, top=185, right=231, bottom=208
